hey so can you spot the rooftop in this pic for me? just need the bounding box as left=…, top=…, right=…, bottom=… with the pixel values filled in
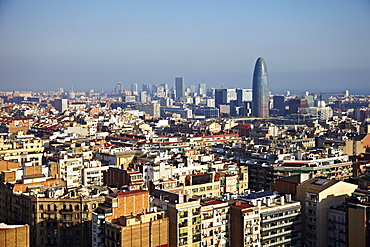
left=110, top=189, right=148, bottom=198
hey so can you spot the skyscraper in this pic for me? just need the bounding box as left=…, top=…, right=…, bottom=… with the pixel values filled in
left=175, top=77, right=184, bottom=101
left=54, top=98, right=68, bottom=112
left=115, top=82, right=122, bottom=94
left=131, top=82, right=138, bottom=95
left=198, top=83, right=207, bottom=95
left=252, top=57, right=269, bottom=118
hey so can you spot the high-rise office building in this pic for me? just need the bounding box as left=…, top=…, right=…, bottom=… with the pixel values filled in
left=273, top=95, right=285, bottom=116
left=155, top=84, right=167, bottom=98
left=189, top=85, right=196, bottom=93
left=54, top=98, right=68, bottom=113
left=215, top=89, right=237, bottom=107
left=236, top=88, right=252, bottom=105
left=115, top=82, right=122, bottom=94
left=252, top=57, right=269, bottom=118
left=198, top=83, right=207, bottom=96
left=175, top=77, right=184, bottom=101
left=142, top=84, right=151, bottom=94
left=131, top=82, right=138, bottom=95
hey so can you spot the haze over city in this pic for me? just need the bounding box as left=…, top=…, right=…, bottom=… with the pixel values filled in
left=0, top=0, right=369, bottom=94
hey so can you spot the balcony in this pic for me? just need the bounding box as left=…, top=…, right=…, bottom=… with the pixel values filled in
left=262, top=229, right=300, bottom=241
left=202, top=213, right=213, bottom=220
left=202, top=222, right=213, bottom=229
left=179, top=212, right=189, bottom=219
left=192, top=227, right=201, bottom=234
left=179, top=220, right=188, bottom=228
left=60, top=209, right=74, bottom=214
left=193, top=234, right=201, bottom=242
left=192, top=216, right=201, bottom=225
left=262, top=212, right=300, bottom=223
left=262, top=220, right=300, bottom=231
left=179, top=236, right=188, bottom=246
left=263, top=233, right=301, bottom=247
left=202, top=231, right=213, bottom=238
left=192, top=209, right=201, bottom=216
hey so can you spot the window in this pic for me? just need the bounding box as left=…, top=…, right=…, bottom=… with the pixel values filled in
left=82, top=213, right=88, bottom=220
left=39, top=204, right=44, bottom=210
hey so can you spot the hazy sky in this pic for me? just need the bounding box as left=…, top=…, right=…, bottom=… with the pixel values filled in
left=1, top=0, right=369, bottom=94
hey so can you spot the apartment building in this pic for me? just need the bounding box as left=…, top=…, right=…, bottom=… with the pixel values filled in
left=92, top=190, right=150, bottom=247
left=0, top=182, right=105, bottom=247
left=0, top=136, right=44, bottom=166
left=297, top=177, right=358, bottom=247
left=247, top=153, right=354, bottom=192
left=183, top=173, right=221, bottom=198
left=247, top=162, right=275, bottom=192
left=82, top=165, right=109, bottom=186
left=232, top=191, right=301, bottom=247
left=104, top=167, right=145, bottom=190
left=168, top=199, right=202, bottom=247
left=219, top=172, right=239, bottom=194
left=274, top=155, right=353, bottom=181
left=230, top=201, right=260, bottom=247
left=259, top=196, right=301, bottom=247
left=58, top=156, right=84, bottom=188
left=328, top=203, right=347, bottom=247
left=104, top=211, right=168, bottom=247
left=238, top=166, right=249, bottom=194
left=347, top=189, right=370, bottom=247
left=0, top=223, right=30, bottom=247
left=200, top=199, right=230, bottom=247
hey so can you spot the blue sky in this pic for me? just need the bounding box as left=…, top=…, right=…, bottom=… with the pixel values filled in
left=0, top=0, right=369, bottom=94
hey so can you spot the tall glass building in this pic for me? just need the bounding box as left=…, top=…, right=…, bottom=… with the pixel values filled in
left=175, top=77, right=184, bottom=101
left=252, top=57, right=269, bottom=118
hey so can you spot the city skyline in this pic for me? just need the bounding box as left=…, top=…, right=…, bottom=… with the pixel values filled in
left=0, top=1, right=369, bottom=94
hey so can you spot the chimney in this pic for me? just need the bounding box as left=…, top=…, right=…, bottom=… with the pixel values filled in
left=266, top=197, right=271, bottom=207
left=257, top=200, right=262, bottom=208
left=285, top=194, right=292, bottom=202
left=280, top=196, right=285, bottom=205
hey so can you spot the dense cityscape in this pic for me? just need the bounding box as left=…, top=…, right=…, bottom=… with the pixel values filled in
left=0, top=56, right=370, bottom=247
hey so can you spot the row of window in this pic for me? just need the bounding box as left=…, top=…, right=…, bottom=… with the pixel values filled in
left=39, top=203, right=97, bottom=211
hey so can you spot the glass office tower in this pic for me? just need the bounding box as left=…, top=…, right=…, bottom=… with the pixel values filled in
left=252, top=57, right=269, bottom=118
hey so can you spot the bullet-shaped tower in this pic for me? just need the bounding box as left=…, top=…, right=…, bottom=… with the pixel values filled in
left=252, top=57, right=269, bottom=118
